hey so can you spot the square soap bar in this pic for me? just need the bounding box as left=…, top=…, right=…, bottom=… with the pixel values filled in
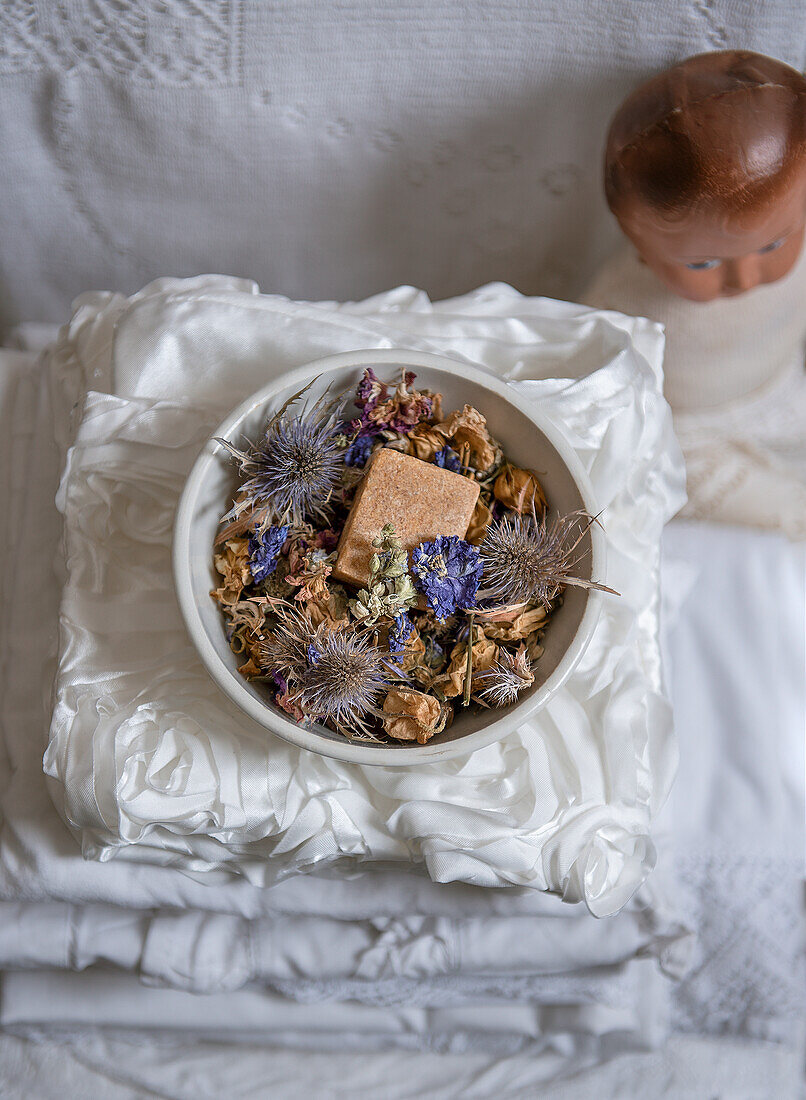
left=333, top=448, right=480, bottom=587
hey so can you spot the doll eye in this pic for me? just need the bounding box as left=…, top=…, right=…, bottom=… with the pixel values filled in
left=758, top=237, right=785, bottom=254
left=685, top=259, right=721, bottom=270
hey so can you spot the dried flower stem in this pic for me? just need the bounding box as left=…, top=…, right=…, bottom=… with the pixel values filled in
left=463, top=610, right=475, bottom=707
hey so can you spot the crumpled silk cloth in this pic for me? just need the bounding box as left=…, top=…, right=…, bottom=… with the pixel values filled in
left=43, top=277, right=685, bottom=916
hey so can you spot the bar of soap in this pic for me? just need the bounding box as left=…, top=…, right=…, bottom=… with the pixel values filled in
left=333, top=448, right=480, bottom=587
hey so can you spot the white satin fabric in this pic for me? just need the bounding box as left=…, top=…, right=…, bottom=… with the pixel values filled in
left=42, top=277, right=685, bottom=916
left=3, top=336, right=802, bottom=1086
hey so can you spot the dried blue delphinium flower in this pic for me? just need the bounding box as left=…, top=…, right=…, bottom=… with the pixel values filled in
left=343, top=433, right=377, bottom=467
left=476, top=646, right=534, bottom=707
left=411, top=535, right=484, bottom=622
left=248, top=525, right=289, bottom=583
left=217, top=387, right=344, bottom=534
left=433, top=445, right=461, bottom=472
left=387, top=612, right=414, bottom=657
left=479, top=508, right=617, bottom=610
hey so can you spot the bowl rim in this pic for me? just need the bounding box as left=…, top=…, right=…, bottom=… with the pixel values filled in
left=173, top=348, right=606, bottom=766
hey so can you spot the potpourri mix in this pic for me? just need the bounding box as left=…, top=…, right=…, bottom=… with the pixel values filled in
left=210, top=368, right=612, bottom=744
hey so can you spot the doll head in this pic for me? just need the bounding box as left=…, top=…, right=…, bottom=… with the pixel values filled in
left=605, top=50, right=806, bottom=301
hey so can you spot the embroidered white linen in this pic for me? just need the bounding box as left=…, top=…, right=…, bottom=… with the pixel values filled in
left=42, top=277, right=685, bottom=917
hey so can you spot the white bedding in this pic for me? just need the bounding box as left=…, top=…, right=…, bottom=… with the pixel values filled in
left=1, top=307, right=803, bottom=1090
left=0, top=297, right=685, bottom=1077
left=41, top=277, right=684, bottom=918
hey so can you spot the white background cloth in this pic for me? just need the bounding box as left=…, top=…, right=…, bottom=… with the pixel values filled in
left=2, top=2, right=805, bottom=1093
left=0, top=2, right=805, bottom=332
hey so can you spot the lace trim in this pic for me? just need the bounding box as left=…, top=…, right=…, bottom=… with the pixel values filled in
left=668, top=847, right=804, bottom=1042
left=0, top=0, right=242, bottom=85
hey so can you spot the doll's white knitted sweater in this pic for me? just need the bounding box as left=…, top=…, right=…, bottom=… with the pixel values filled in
left=583, top=245, right=806, bottom=540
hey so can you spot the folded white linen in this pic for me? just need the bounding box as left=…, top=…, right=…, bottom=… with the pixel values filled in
left=0, top=967, right=665, bottom=1056
left=0, top=310, right=686, bottom=1060
left=42, top=277, right=685, bottom=917
left=0, top=899, right=665, bottom=999
left=4, top=516, right=801, bottom=1053
left=2, top=339, right=802, bottom=1062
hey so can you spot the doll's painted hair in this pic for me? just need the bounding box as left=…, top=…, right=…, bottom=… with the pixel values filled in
left=605, top=50, right=806, bottom=223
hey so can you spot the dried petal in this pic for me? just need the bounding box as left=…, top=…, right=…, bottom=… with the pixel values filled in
left=465, top=496, right=493, bottom=544
left=481, top=605, right=547, bottom=642
left=211, top=538, right=252, bottom=604
left=433, top=629, right=499, bottom=698
left=407, top=424, right=449, bottom=462
left=493, top=464, right=547, bottom=514
left=434, top=404, right=496, bottom=471
left=382, top=687, right=445, bottom=744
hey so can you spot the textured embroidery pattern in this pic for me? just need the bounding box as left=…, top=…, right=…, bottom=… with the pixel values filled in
left=0, top=0, right=241, bottom=84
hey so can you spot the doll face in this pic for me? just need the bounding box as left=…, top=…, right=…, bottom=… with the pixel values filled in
left=618, top=174, right=806, bottom=302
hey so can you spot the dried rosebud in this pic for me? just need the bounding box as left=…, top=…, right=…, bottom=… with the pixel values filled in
left=478, top=605, right=547, bottom=642
left=493, top=464, right=547, bottom=515
left=382, top=687, right=445, bottom=744
left=465, top=497, right=493, bottom=545
left=434, top=404, right=496, bottom=471
left=407, top=424, right=448, bottom=463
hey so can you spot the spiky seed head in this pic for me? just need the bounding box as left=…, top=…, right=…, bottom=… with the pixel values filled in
left=476, top=646, right=534, bottom=707
left=259, top=606, right=391, bottom=734
left=218, top=395, right=344, bottom=532
left=479, top=509, right=596, bottom=609
left=294, top=627, right=391, bottom=734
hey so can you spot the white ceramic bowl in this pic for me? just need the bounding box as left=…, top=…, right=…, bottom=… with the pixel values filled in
left=173, top=349, right=606, bottom=765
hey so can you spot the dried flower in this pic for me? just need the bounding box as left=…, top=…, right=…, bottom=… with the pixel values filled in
left=478, top=604, right=547, bottom=642
left=258, top=604, right=311, bottom=681
left=465, top=496, right=493, bottom=545
left=248, top=525, right=289, bottom=583
left=343, top=434, right=377, bottom=467
left=387, top=611, right=414, bottom=657
left=295, top=626, right=393, bottom=734
left=258, top=606, right=392, bottom=731
left=351, top=523, right=417, bottom=625
left=411, top=535, right=483, bottom=622
left=434, top=445, right=462, bottom=472
left=272, top=672, right=306, bottom=721
left=355, top=368, right=387, bottom=416
left=434, top=404, right=496, bottom=471
left=407, top=424, right=448, bottom=462
left=286, top=548, right=336, bottom=603
left=364, top=371, right=433, bottom=434
left=256, top=559, right=294, bottom=600
left=217, top=390, right=344, bottom=532
left=476, top=645, right=534, bottom=707
left=211, top=538, right=251, bottom=605
left=382, top=687, right=446, bottom=743
left=433, top=626, right=499, bottom=698
left=493, top=464, right=547, bottom=515
left=480, top=508, right=615, bottom=609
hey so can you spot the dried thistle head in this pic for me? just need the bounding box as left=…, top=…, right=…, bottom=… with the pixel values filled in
left=476, top=645, right=534, bottom=707
left=259, top=605, right=392, bottom=734
left=295, top=627, right=392, bottom=734
left=258, top=603, right=311, bottom=681
left=479, top=506, right=616, bottom=610
left=218, top=389, right=344, bottom=533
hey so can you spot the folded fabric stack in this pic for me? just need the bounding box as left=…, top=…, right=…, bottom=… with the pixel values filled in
left=0, top=280, right=802, bottom=1093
